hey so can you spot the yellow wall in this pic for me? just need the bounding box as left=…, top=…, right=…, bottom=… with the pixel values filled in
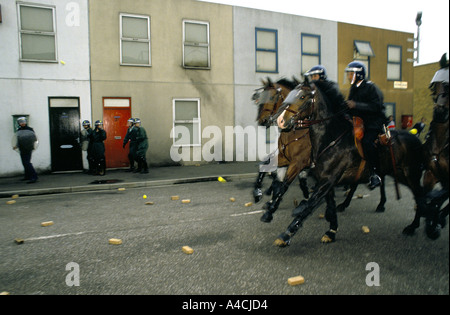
left=338, top=23, right=415, bottom=128
left=413, top=61, right=440, bottom=141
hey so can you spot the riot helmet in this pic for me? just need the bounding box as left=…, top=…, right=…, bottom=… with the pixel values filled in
left=345, top=61, right=366, bottom=84
left=305, top=65, right=327, bottom=80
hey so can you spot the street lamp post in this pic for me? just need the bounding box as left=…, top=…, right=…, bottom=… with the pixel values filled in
left=407, top=11, right=422, bottom=64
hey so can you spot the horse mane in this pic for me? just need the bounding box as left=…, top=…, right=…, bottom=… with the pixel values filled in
left=276, top=77, right=298, bottom=90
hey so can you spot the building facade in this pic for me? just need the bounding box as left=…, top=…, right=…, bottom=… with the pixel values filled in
left=0, top=0, right=91, bottom=176
left=338, top=23, right=415, bottom=130
left=88, top=0, right=234, bottom=168
left=0, top=0, right=417, bottom=177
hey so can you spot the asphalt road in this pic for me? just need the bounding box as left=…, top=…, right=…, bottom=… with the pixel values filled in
left=0, top=176, right=448, bottom=297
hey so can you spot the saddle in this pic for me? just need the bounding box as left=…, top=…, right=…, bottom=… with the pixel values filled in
left=352, top=116, right=365, bottom=159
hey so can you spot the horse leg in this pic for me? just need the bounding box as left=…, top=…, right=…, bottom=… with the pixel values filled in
left=337, top=183, right=357, bottom=212
left=425, top=189, right=449, bottom=240
left=375, top=175, right=386, bottom=212
left=275, top=181, right=332, bottom=247
left=264, top=171, right=278, bottom=196
left=298, top=170, right=309, bottom=199
left=322, top=188, right=338, bottom=243
left=253, top=171, right=266, bottom=203
left=261, top=167, right=292, bottom=223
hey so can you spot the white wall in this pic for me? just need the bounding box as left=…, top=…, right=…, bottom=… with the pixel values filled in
left=0, top=0, right=91, bottom=176
left=233, top=7, right=338, bottom=160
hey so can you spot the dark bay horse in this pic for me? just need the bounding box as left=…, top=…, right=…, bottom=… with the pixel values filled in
left=408, top=55, right=449, bottom=238
left=273, top=80, right=431, bottom=247
left=252, top=77, right=310, bottom=211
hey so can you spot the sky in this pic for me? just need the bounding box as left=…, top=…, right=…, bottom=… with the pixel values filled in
left=198, top=0, right=449, bottom=66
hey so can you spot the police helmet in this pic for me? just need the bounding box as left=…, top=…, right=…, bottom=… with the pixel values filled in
left=134, top=118, right=141, bottom=124
left=95, top=120, right=103, bottom=126
left=82, top=120, right=90, bottom=126
left=305, top=65, right=327, bottom=80
left=345, top=61, right=366, bottom=82
left=17, top=117, right=27, bottom=124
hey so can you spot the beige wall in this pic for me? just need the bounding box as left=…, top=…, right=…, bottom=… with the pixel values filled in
left=338, top=23, right=415, bottom=128
left=89, top=0, right=234, bottom=166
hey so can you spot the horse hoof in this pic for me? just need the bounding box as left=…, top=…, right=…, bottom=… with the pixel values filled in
left=253, top=188, right=263, bottom=203
left=274, top=234, right=290, bottom=247
left=375, top=205, right=385, bottom=213
left=402, top=225, right=416, bottom=236
left=260, top=211, right=273, bottom=223
left=426, top=225, right=441, bottom=240
left=321, top=230, right=336, bottom=243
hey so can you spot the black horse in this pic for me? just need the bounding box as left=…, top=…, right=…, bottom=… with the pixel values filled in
left=273, top=79, right=432, bottom=247
left=409, top=53, right=449, bottom=238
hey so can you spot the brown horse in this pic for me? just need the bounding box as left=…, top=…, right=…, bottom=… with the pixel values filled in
left=273, top=79, right=432, bottom=247
left=252, top=77, right=310, bottom=210
left=407, top=55, right=449, bottom=238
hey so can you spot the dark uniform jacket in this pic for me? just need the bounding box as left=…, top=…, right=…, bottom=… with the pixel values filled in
left=16, top=126, right=37, bottom=154
left=347, top=80, right=386, bottom=131
left=135, top=127, right=149, bottom=158
left=91, top=128, right=107, bottom=160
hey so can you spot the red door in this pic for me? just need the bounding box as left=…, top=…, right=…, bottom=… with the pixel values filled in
left=103, top=98, right=131, bottom=168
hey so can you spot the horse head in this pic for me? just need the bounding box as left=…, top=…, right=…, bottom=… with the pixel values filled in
left=275, top=78, right=316, bottom=131
left=254, top=77, right=297, bottom=127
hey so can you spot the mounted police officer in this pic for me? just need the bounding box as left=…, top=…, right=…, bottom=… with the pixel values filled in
left=345, top=61, right=386, bottom=189
left=81, top=120, right=95, bottom=174
left=123, top=118, right=138, bottom=172
left=13, top=117, right=38, bottom=183
left=304, top=65, right=346, bottom=112
left=91, top=120, right=107, bottom=175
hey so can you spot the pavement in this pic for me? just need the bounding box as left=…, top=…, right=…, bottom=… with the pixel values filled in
left=0, top=162, right=259, bottom=199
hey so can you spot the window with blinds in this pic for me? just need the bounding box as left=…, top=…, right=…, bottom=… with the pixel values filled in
left=18, top=4, right=57, bottom=62
left=255, top=28, right=278, bottom=73
left=183, top=20, right=210, bottom=69
left=120, top=14, right=151, bottom=66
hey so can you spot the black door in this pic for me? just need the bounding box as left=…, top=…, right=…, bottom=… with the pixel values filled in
left=49, top=99, right=83, bottom=172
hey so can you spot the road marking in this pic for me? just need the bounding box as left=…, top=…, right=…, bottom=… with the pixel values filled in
left=230, top=210, right=264, bottom=217
left=24, top=231, right=87, bottom=242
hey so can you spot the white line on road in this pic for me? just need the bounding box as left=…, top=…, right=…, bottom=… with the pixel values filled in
left=230, top=210, right=264, bottom=217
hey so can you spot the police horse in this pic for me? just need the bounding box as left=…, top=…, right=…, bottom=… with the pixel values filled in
left=272, top=79, right=433, bottom=247
left=405, top=54, right=449, bottom=238
left=252, top=77, right=311, bottom=223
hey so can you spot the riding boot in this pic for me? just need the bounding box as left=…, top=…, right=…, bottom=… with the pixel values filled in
left=368, top=167, right=381, bottom=190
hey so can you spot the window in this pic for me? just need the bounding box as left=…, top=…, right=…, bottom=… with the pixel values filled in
left=385, top=102, right=396, bottom=122
left=120, top=14, right=151, bottom=66
left=183, top=20, right=210, bottom=69
left=255, top=28, right=278, bottom=73
left=387, top=45, right=402, bottom=81
left=354, top=40, right=374, bottom=79
left=301, top=34, right=321, bottom=75
left=18, top=3, right=57, bottom=62
left=173, top=99, right=201, bottom=146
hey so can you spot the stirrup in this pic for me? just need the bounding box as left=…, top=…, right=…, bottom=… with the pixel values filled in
left=368, top=174, right=381, bottom=190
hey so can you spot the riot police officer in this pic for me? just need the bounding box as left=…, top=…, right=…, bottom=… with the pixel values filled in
left=91, top=120, right=107, bottom=175
left=345, top=61, right=386, bottom=189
